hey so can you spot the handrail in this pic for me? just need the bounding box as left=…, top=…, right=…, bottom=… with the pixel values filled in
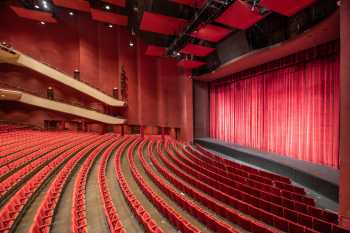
left=0, top=87, right=126, bottom=124
left=0, top=43, right=125, bottom=107
left=0, top=81, right=111, bottom=115
left=0, top=44, right=110, bottom=96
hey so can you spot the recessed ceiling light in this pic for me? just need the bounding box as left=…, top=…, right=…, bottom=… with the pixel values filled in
left=42, top=1, right=48, bottom=9
left=40, top=21, right=46, bottom=25
left=34, top=5, right=40, bottom=9
left=69, top=11, right=74, bottom=16
left=108, top=24, right=113, bottom=28
left=105, top=5, right=111, bottom=10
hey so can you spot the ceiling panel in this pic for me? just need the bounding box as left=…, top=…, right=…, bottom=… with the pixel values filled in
left=259, top=0, right=315, bottom=16
left=170, top=0, right=205, bottom=8
left=180, top=43, right=215, bottom=56
left=145, top=45, right=166, bottom=57
left=140, top=11, right=188, bottom=36
left=103, top=0, right=126, bottom=7
left=191, top=24, right=231, bottom=42
left=216, top=1, right=264, bottom=30
left=52, top=0, right=90, bottom=12
left=10, top=6, right=57, bottom=23
left=177, top=60, right=205, bottom=69
left=91, top=9, right=128, bottom=26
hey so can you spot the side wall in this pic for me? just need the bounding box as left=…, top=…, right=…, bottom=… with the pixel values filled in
left=0, top=6, right=192, bottom=141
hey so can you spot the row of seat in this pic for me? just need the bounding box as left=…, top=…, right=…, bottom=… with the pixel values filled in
left=193, top=144, right=293, bottom=185
left=114, top=137, right=164, bottom=233
left=0, top=135, right=96, bottom=201
left=184, top=144, right=307, bottom=198
left=130, top=139, right=201, bottom=233
left=149, top=140, right=278, bottom=233
left=71, top=137, right=116, bottom=233
left=0, top=132, right=61, bottom=158
left=0, top=131, right=49, bottom=148
left=0, top=134, right=86, bottom=177
left=179, top=146, right=315, bottom=206
left=164, top=142, right=346, bottom=233
left=174, top=142, right=317, bottom=211
left=29, top=136, right=111, bottom=233
left=98, top=138, right=126, bottom=233
left=0, top=131, right=88, bottom=158
left=0, top=134, right=70, bottom=166
left=186, top=144, right=340, bottom=224
left=0, top=135, right=101, bottom=233
left=0, top=124, right=28, bottom=133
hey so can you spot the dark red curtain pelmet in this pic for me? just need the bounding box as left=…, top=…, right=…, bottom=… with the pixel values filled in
left=210, top=41, right=340, bottom=168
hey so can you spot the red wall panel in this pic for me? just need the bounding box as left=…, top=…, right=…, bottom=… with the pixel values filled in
left=137, top=39, right=158, bottom=126
left=117, top=27, right=139, bottom=124
left=0, top=6, right=193, bottom=140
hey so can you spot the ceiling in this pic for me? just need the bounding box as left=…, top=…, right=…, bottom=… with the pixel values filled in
left=7, top=0, right=334, bottom=77
left=195, top=9, right=340, bottom=81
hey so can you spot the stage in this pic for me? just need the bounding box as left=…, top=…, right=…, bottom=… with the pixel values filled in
left=194, top=138, right=339, bottom=205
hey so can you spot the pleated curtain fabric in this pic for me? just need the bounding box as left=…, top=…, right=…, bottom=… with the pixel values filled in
left=210, top=42, right=340, bottom=168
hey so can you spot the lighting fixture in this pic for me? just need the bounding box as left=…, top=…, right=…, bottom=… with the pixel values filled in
left=42, top=0, right=48, bottom=9
left=69, top=11, right=74, bottom=16
left=129, top=41, right=134, bottom=47
left=108, top=24, right=113, bottom=28
left=34, top=5, right=40, bottom=9
left=105, top=5, right=111, bottom=10
left=40, top=21, right=46, bottom=25
left=251, top=0, right=259, bottom=11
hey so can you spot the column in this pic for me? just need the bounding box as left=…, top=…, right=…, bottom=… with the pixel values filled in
left=339, top=0, right=350, bottom=229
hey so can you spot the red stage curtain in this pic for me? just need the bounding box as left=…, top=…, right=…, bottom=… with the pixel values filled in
left=210, top=42, right=340, bottom=168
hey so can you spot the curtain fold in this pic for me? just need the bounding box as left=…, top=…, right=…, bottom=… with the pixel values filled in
left=210, top=43, right=340, bottom=168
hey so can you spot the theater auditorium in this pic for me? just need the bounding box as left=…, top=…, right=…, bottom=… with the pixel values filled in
left=0, top=0, right=349, bottom=233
